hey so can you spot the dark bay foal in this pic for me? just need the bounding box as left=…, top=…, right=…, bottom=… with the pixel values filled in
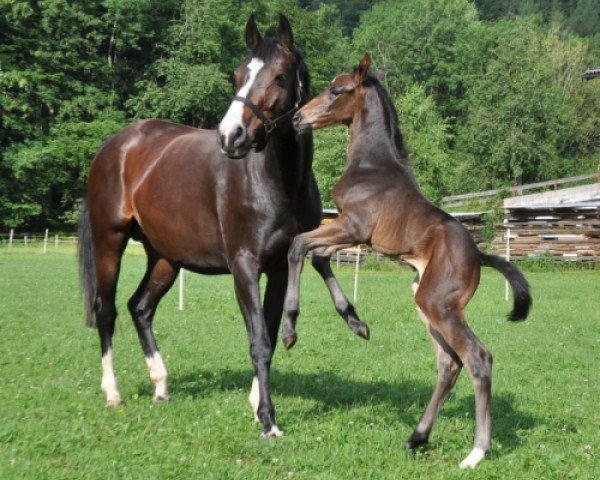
left=282, top=54, right=532, bottom=468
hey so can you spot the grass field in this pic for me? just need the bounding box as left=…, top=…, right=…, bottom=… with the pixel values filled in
left=0, top=246, right=598, bottom=479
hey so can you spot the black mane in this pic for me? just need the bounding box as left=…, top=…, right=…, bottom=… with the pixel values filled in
left=362, top=73, right=408, bottom=162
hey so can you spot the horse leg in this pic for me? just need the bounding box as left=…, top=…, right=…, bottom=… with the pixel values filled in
left=127, top=251, right=178, bottom=402
left=405, top=312, right=463, bottom=449
left=248, top=266, right=287, bottom=422
left=94, top=231, right=128, bottom=407
left=232, top=253, right=281, bottom=437
left=415, top=282, right=492, bottom=469
left=310, top=252, right=370, bottom=340
left=283, top=219, right=360, bottom=349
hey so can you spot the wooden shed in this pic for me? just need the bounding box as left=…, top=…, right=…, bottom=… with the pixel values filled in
left=491, top=183, right=600, bottom=262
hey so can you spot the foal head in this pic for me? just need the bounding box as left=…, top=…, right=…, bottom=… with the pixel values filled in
left=293, top=54, right=373, bottom=134
left=294, top=53, right=407, bottom=159
left=218, top=14, right=310, bottom=159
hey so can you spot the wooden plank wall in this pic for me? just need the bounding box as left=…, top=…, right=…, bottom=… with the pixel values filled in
left=491, top=204, right=600, bottom=262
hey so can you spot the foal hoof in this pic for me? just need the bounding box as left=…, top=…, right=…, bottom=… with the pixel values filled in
left=282, top=333, right=297, bottom=350
left=354, top=321, right=370, bottom=341
left=404, top=432, right=428, bottom=450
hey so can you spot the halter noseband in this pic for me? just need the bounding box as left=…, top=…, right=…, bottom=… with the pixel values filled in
left=233, top=69, right=304, bottom=135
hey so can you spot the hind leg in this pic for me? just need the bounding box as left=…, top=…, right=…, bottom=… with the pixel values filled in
left=405, top=304, right=463, bottom=448
left=415, top=288, right=492, bottom=469
left=128, top=248, right=178, bottom=402
left=94, top=230, right=128, bottom=407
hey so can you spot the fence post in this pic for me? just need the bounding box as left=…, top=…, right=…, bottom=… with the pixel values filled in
left=9, top=229, right=14, bottom=248
left=43, top=229, right=49, bottom=254
left=505, top=228, right=511, bottom=301
left=353, top=245, right=361, bottom=303
left=24, top=235, right=28, bottom=248
left=178, top=269, right=185, bottom=311
left=54, top=235, right=59, bottom=248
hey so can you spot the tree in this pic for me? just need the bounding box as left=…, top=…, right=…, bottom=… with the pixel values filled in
left=352, top=0, right=487, bottom=123
left=456, top=17, right=580, bottom=189
left=0, top=0, right=178, bottom=228
left=395, top=85, right=453, bottom=203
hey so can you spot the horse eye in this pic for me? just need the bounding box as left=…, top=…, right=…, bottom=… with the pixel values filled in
left=275, top=74, right=286, bottom=85
left=330, top=87, right=342, bottom=97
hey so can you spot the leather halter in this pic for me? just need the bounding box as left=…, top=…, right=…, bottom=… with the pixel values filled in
left=232, top=70, right=304, bottom=135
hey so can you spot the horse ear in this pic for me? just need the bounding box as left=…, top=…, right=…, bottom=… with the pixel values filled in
left=357, top=53, right=372, bottom=83
left=277, top=14, right=294, bottom=50
left=245, top=14, right=262, bottom=50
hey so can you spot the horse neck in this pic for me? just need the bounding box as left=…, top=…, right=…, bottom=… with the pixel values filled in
left=347, top=88, right=408, bottom=171
left=267, top=127, right=313, bottom=201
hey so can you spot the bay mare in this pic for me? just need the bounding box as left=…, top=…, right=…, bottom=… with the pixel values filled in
left=78, top=14, right=367, bottom=438
left=283, top=54, right=532, bottom=468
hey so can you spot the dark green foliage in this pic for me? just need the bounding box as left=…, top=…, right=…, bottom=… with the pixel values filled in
left=1, top=0, right=599, bottom=228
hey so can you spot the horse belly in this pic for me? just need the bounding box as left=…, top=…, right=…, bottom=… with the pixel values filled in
left=129, top=147, right=227, bottom=268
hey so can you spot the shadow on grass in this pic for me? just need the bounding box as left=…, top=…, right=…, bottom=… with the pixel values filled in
left=158, top=367, right=536, bottom=453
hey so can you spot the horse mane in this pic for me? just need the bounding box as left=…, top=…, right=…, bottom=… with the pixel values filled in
left=361, top=73, right=409, bottom=163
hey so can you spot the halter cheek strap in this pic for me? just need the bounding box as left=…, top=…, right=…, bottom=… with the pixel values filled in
left=233, top=70, right=304, bottom=135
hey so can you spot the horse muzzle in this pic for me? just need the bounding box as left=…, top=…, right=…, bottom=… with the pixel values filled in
left=293, top=111, right=312, bottom=134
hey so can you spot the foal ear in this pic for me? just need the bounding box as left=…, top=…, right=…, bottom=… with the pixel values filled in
left=277, top=14, right=294, bottom=50
left=357, top=53, right=372, bottom=83
left=245, top=14, right=262, bottom=50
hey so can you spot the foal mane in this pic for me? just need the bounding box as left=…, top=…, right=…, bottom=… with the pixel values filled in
left=361, top=73, right=409, bottom=164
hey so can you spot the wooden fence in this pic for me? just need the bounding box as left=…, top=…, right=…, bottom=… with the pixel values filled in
left=441, top=173, right=599, bottom=209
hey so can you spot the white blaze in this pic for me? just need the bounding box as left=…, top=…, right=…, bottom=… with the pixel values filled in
left=219, top=58, right=265, bottom=143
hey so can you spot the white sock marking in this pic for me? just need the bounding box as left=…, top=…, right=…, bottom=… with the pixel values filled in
left=145, top=352, right=169, bottom=401
left=249, top=376, right=260, bottom=422
left=460, top=447, right=486, bottom=469
left=101, top=350, right=121, bottom=406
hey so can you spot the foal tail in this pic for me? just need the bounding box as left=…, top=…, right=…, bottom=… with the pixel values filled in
left=480, top=252, right=532, bottom=321
left=78, top=200, right=97, bottom=328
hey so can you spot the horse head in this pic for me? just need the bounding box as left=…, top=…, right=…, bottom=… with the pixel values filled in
left=218, top=14, right=309, bottom=159
left=293, top=53, right=372, bottom=134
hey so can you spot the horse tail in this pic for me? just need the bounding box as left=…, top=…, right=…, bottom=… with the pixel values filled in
left=78, top=199, right=97, bottom=328
left=480, top=252, right=532, bottom=321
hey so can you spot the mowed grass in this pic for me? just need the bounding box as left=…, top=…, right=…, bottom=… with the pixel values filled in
left=0, top=246, right=598, bottom=479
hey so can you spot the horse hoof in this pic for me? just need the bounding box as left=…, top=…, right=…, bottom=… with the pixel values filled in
left=260, top=425, right=284, bottom=439
left=282, top=333, right=297, bottom=350
left=153, top=394, right=170, bottom=403
left=105, top=396, right=122, bottom=408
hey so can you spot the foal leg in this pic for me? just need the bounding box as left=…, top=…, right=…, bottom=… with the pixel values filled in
left=310, top=252, right=370, bottom=341
left=416, top=294, right=493, bottom=469
left=405, top=306, right=463, bottom=449
left=283, top=218, right=361, bottom=349
left=128, top=252, right=178, bottom=402
left=232, top=253, right=281, bottom=437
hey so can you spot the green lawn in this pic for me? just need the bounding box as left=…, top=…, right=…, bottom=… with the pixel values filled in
left=0, top=246, right=598, bottom=479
